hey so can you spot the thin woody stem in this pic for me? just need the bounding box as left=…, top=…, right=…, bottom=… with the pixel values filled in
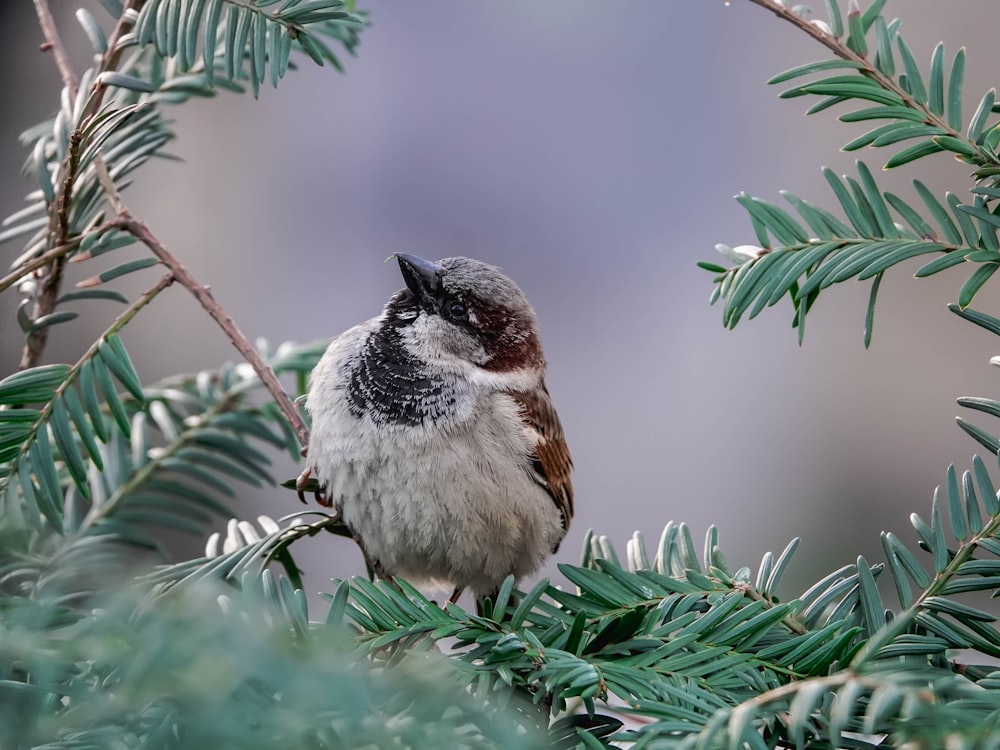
left=8, top=272, right=174, bottom=503
left=0, top=234, right=97, bottom=296
left=21, top=0, right=148, bottom=369
left=113, top=214, right=311, bottom=452
left=82, top=0, right=145, bottom=125
left=33, top=0, right=78, bottom=98
left=94, top=159, right=309, bottom=449
left=21, top=1, right=82, bottom=369
left=23, top=0, right=309, bottom=453
left=745, top=0, right=1000, bottom=169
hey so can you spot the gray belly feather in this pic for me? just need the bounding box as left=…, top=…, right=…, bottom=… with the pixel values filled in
left=307, top=324, right=562, bottom=595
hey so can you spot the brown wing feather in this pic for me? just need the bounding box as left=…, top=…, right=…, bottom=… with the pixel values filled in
left=508, top=385, right=574, bottom=541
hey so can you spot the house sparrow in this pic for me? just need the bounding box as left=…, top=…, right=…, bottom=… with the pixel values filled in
left=299, top=254, right=573, bottom=601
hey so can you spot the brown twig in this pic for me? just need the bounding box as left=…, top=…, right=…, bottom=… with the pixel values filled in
left=21, top=1, right=85, bottom=369
left=745, top=0, right=1000, bottom=169
left=0, top=233, right=99, bottom=296
left=23, top=0, right=310, bottom=453
left=21, top=1, right=148, bottom=370
left=95, top=158, right=126, bottom=215
left=113, top=214, right=311, bottom=452
left=98, top=151, right=310, bottom=449
left=82, top=0, right=145, bottom=126
left=8, top=271, right=174, bottom=517
left=19, top=131, right=83, bottom=369
left=33, top=0, right=79, bottom=99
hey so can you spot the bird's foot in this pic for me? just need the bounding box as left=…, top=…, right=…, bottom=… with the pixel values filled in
left=295, top=466, right=331, bottom=507
left=314, top=485, right=330, bottom=506
left=294, top=466, right=311, bottom=504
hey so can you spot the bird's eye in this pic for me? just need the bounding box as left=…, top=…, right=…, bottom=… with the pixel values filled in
left=448, top=300, right=468, bottom=319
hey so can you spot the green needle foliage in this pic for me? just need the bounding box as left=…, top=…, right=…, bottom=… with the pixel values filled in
left=705, top=0, right=1000, bottom=348
left=5, top=0, right=1000, bottom=748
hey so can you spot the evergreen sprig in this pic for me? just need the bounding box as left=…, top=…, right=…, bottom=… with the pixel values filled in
left=767, top=0, right=999, bottom=173
left=143, top=510, right=352, bottom=593
left=0, top=339, right=325, bottom=601
left=3, top=0, right=364, bottom=356
left=708, top=0, right=1000, bottom=347
left=132, top=0, right=365, bottom=93
left=309, top=478, right=1000, bottom=748
left=704, top=161, right=999, bottom=346
left=0, top=577, right=541, bottom=750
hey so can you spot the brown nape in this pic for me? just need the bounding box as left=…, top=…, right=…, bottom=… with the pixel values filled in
left=476, top=303, right=544, bottom=372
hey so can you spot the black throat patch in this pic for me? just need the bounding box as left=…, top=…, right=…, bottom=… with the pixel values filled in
left=346, top=321, right=457, bottom=426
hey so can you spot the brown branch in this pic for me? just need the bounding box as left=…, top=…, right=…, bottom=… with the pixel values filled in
left=33, top=0, right=78, bottom=99
left=23, top=0, right=309, bottom=454
left=745, top=0, right=1000, bottom=169
left=21, top=1, right=85, bottom=369
left=95, top=158, right=126, bottom=215
left=20, top=1, right=149, bottom=370
left=0, top=233, right=98, bottom=296
left=7, top=272, right=175, bottom=522
left=54, top=131, right=83, bottom=247
left=19, top=130, right=83, bottom=370
left=113, top=215, right=311, bottom=452
left=746, top=0, right=863, bottom=59
left=82, top=0, right=146, bottom=126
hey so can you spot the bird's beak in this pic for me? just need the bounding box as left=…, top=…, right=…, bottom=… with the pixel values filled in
left=396, top=253, right=444, bottom=302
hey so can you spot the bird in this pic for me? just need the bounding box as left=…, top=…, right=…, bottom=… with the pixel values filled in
left=297, top=253, right=573, bottom=603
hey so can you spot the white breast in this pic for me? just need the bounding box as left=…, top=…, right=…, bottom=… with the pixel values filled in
left=305, top=328, right=563, bottom=595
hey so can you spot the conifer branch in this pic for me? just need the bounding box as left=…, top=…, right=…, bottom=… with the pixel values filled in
left=111, top=211, right=310, bottom=452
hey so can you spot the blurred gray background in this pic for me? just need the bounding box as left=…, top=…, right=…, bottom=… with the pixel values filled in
left=1, top=1, right=998, bottom=600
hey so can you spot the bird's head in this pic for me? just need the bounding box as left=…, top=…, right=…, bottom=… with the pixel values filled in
left=386, top=253, right=545, bottom=375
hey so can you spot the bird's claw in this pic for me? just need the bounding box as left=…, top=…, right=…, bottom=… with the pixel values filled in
left=296, top=466, right=332, bottom=507
left=314, top=486, right=331, bottom=508
left=295, top=467, right=312, bottom=504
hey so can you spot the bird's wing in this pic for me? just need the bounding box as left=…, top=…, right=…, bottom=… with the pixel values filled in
left=508, top=385, right=574, bottom=536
